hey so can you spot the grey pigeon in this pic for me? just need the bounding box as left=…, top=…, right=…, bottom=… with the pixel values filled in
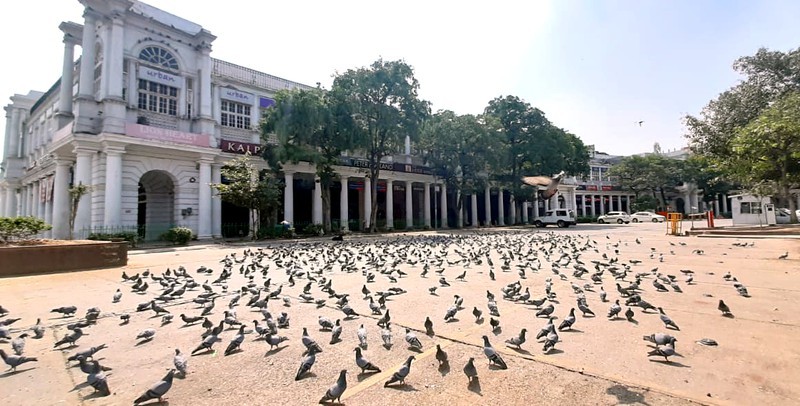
left=435, top=344, right=448, bottom=365
left=265, top=334, right=289, bottom=351
left=482, top=335, right=507, bottom=369
left=133, top=369, right=175, bottom=405
left=191, top=333, right=219, bottom=355
left=11, top=333, right=28, bottom=355
left=87, top=370, right=110, bottom=396
left=295, top=347, right=318, bottom=380
left=330, top=319, right=342, bottom=344
left=302, top=327, right=324, bottom=354
left=625, top=307, right=635, bottom=321
left=357, top=324, right=368, bottom=349
left=173, top=349, right=188, bottom=376
left=54, top=327, right=84, bottom=348
left=657, top=307, right=680, bottom=330
left=319, top=316, right=335, bottom=331
left=112, top=289, right=122, bottom=303
left=51, top=306, right=77, bottom=317
left=67, top=344, right=107, bottom=362
left=384, top=355, right=415, bottom=386
left=319, top=370, right=347, bottom=404
left=505, top=328, right=527, bottom=349
left=558, top=308, right=576, bottom=331
left=224, top=325, right=245, bottom=356
left=647, top=344, right=676, bottom=362
left=543, top=325, right=559, bottom=353
left=381, top=323, right=392, bottom=348
left=536, top=317, right=554, bottom=340
left=472, top=307, right=483, bottom=322
left=405, top=328, right=422, bottom=350
left=136, top=329, right=156, bottom=342
left=718, top=300, right=732, bottom=316
left=536, top=303, right=555, bottom=318
left=354, top=347, right=381, bottom=373
left=424, top=316, right=434, bottom=335
left=31, top=318, right=45, bottom=339
left=0, top=349, right=37, bottom=371
left=608, top=300, right=622, bottom=319
left=463, top=357, right=478, bottom=382
left=444, top=304, right=458, bottom=321
left=643, top=333, right=677, bottom=350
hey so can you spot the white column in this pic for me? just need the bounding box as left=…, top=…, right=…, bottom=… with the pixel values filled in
left=522, top=201, right=529, bottom=223
left=340, top=176, right=349, bottom=231
left=106, top=14, right=124, bottom=99
left=198, top=159, right=212, bottom=238
left=198, top=46, right=213, bottom=119
left=440, top=183, right=448, bottom=228
left=7, top=108, right=20, bottom=159
left=497, top=188, right=505, bottom=226
left=363, top=177, right=372, bottom=229
left=509, top=194, right=516, bottom=225
left=471, top=194, right=478, bottom=227
left=51, top=160, right=72, bottom=239
left=283, top=172, right=294, bottom=224
left=721, top=194, right=728, bottom=214
left=3, top=186, right=16, bottom=217
left=73, top=148, right=93, bottom=237
left=58, top=33, right=77, bottom=116
left=211, top=164, right=222, bottom=237
left=405, top=180, right=413, bottom=229
left=423, top=182, right=431, bottom=228
left=533, top=198, right=540, bottom=220
left=31, top=181, right=40, bottom=219
left=484, top=186, right=492, bottom=225
left=312, top=176, right=323, bottom=224
left=19, top=186, right=27, bottom=217
left=599, top=194, right=606, bottom=215
left=103, top=147, right=124, bottom=227
left=385, top=179, right=394, bottom=229
left=44, top=181, right=53, bottom=237
left=77, top=10, right=97, bottom=97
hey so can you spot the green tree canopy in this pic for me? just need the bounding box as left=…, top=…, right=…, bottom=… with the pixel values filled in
left=331, top=59, right=430, bottom=232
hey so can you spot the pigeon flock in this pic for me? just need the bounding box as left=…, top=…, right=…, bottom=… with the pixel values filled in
left=0, top=229, right=777, bottom=404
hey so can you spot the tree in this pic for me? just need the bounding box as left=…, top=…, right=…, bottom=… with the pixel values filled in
left=262, top=86, right=353, bottom=233
left=728, top=91, right=800, bottom=222
left=68, top=182, right=91, bottom=240
left=331, top=59, right=430, bottom=232
left=609, top=154, right=683, bottom=208
left=210, top=154, right=283, bottom=239
left=419, top=111, right=499, bottom=227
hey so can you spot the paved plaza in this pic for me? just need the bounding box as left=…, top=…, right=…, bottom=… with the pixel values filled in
left=1, top=221, right=799, bottom=405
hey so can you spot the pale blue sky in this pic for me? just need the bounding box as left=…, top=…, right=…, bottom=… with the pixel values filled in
left=1, top=0, right=798, bottom=158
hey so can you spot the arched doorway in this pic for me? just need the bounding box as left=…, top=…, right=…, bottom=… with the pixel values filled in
left=674, top=197, right=686, bottom=215
left=138, top=170, right=176, bottom=241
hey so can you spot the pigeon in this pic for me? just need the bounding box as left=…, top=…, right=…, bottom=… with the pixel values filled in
left=556, top=308, right=576, bottom=330
left=31, top=318, right=45, bottom=339
left=599, top=287, right=607, bottom=302
left=472, top=307, right=483, bottom=322
left=435, top=344, right=449, bottom=365
left=377, top=310, right=391, bottom=328
left=489, top=317, right=501, bottom=331
left=0, top=349, right=37, bottom=371
left=330, top=320, right=343, bottom=344
left=67, top=344, right=107, bottom=362
left=578, top=301, right=595, bottom=317
left=647, top=344, right=676, bottom=362
left=265, top=334, right=289, bottom=351
left=778, top=251, right=788, bottom=260
left=191, top=333, right=219, bottom=355
left=718, top=300, right=732, bottom=316
left=536, top=317, right=554, bottom=340
left=424, top=317, right=434, bottom=335
left=625, top=307, right=635, bottom=322
left=319, top=316, right=335, bottom=331
left=319, top=370, right=347, bottom=404
left=482, top=335, right=507, bottom=369
left=444, top=304, right=458, bottom=321
left=384, top=355, right=415, bottom=387
left=536, top=303, right=555, bottom=318
left=133, top=369, right=175, bottom=405
left=405, top=328, right=422, bottom=350
left=295, top=347, right=318, bottom=380
left=505, top=328, right=527, bottom=349
left=54, top=327, right=84, bottom=348
left=224, top=325, right=245, bottom=356
left=87, top=369, right=110, bottom=396
left=657, top=307, right=680, bottom=330
left=11, top=333, right=28, bottom=355
left=543, top=326, right=559, bottom=353
left=136, top=329, right=156, bottom=342
left=608, top=300, right=622, bottom=319
left=463, top=357, right=478, bottom=382
left=354, top=347, right=381, bottom=373
left=302, top=327, right=324, bottom=354
left=112, top=289, right=122, bottom=303
left=381, top=323, right=393, bottom=348
left=51, top=306, right=77, bottom=317
left=341, top=304, right=359, bottom=319
left=173, top=349, right=188, bottom=376
left=521, top=171, right=565, bottom=200
left=643, top=333, right=677, bottom=349
left=181, top=314, right=203, bottom=325
left=357, top=324, right=368, bottom=349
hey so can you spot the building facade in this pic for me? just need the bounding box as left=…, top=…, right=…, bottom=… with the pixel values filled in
left=0, top=0, right=578, bottom=240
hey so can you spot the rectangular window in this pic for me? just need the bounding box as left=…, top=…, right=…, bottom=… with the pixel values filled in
left=137, top=79, right=178, bottom=117
left=220, top=100, right=251, bottom=129
left=740, top=202, right=762, bottom=214
left=186, top=78, right=193, bottom=118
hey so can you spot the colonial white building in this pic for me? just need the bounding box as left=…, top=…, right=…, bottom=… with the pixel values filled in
left=0, top=0, right=577, bottom=240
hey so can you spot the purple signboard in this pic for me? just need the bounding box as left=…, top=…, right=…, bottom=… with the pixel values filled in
left=125, top=123, right=210, bottom=147
left=259, top=97, right=276, bottom=109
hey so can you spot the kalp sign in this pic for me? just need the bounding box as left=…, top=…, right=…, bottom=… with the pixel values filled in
left=220, top=139, right=262, bottom=155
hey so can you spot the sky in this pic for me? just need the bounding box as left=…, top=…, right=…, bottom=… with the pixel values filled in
left=1, top=0, right=799, bottom=158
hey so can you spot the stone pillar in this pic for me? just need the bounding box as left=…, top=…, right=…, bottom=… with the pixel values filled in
left=77, top=10, right=97, bottom=97
left=533, top=199, right=540, bottom=220
left=7, top=108, right=20, bottom=159
left=73, top=148, right=93, bottom=238
left=721, top=194, right=728, bottom=214
left=440, top=183, right=448, bottom=228
left=103, top=147, right=124, bottom=227
left=405, top=180, right=413, bottom=229
left=456, top=190, right=463, bottom=228
left=3, top=186, right=16, bottom=217
left=197, top=45, right=215, bottom=137
left=197, top=159, right=212, bottom=238
left=19, top=186, right=27, bottom=216
left=599, top=195, right=606, bottom=215
left=385, top=179, right=394, bottom=229
left=423, top=182, right=431, bottom=228
left=339, top=176, right=349, bottom=231
left=363, top=177, right=372, bottom=229
left=497, top=188, right=505, bottom=226
left=31, top=181, right=40, bottom=219
left=283, top=172, right=294, bottom=224
left=51, top=160, right=72, bottom=239
left=57, top=31, right=77, bottom=118
left=509, top=194, right=516, bottom=225
left=211, top=164, right=222, bottom=237
left=312, top=177, right=323, bottom=224
left=471, top=194, right=478, bottom=227
left=484, top=185, right=491, bottom=226
left=522, top=201, right=529, bottom=223
left=44, top=181, right=53, bottom=238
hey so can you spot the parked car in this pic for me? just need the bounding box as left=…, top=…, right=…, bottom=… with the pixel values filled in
left=534, top=209, right=577, bottom=228
left=630, top=211, right=666, bottom=223
left=597, top=211, right=631, bottom=224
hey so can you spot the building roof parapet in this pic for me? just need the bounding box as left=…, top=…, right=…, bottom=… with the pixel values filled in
left=211, top=59, right=312, bottom=93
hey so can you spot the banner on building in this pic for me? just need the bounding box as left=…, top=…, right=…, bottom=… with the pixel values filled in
left=138, top=66, right=185, bottom=88
left=220, top=139, right=262, bottom=155
left=126, top=123, right=211, bottom=147
left=221, top=88, right=254, bottom=104
left=338, top=157, right=433, bottom=175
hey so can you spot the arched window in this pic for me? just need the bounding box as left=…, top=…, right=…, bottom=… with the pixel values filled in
left=138, top=46, right=179, bottom=70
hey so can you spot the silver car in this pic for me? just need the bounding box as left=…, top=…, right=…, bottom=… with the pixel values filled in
left=597, top=211, right=631, bottom=224
left=631, top=211, right=666, bottom=223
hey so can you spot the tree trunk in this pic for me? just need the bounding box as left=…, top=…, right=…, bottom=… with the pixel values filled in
left=321, top=186, right=332, bottom=234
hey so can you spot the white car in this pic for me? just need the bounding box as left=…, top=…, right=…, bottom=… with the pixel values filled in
left=631, top=211, right=666, bottom=223
left=597, top=211, right=631, bottom=224
left=534, top=209, right=577, bottom=228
